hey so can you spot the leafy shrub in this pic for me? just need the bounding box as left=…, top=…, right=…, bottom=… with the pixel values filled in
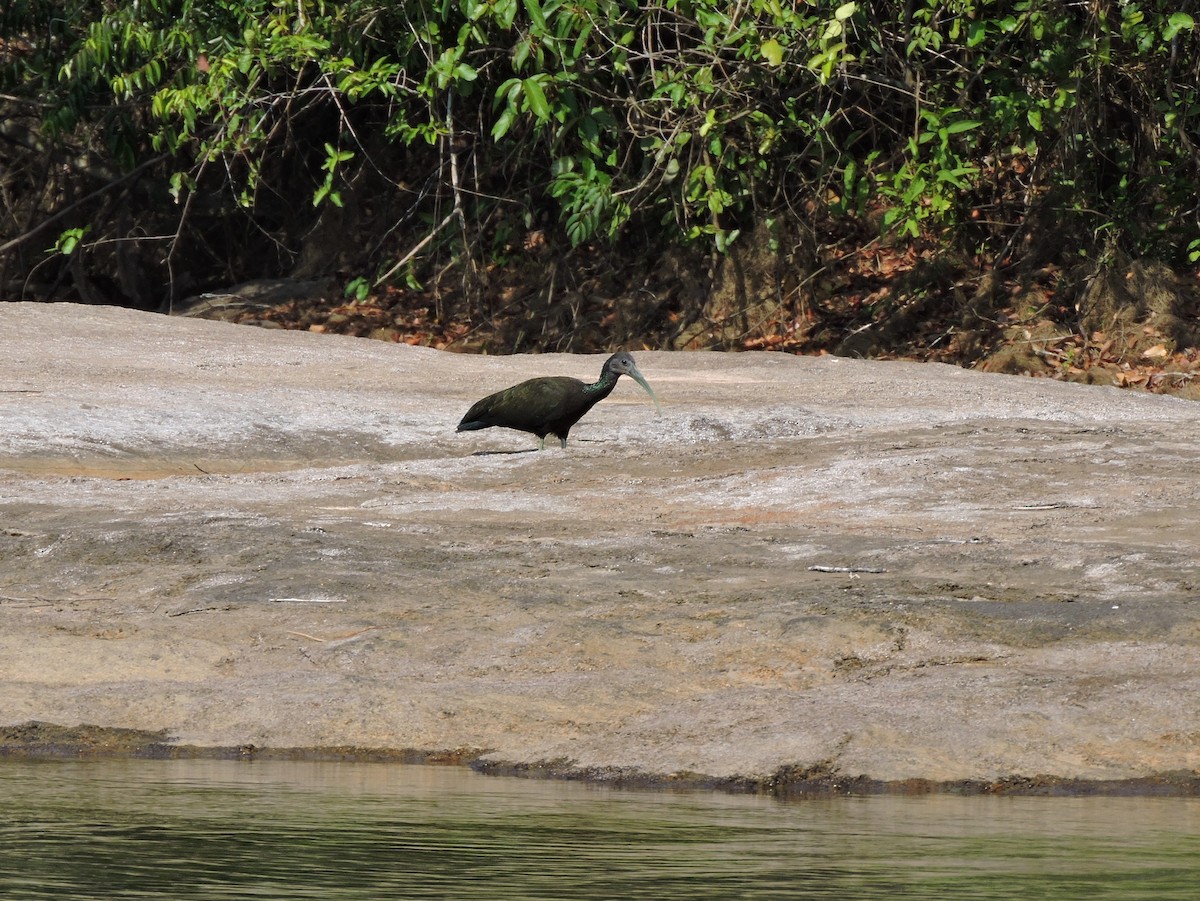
left=2, top=1, right=1198, bottom=310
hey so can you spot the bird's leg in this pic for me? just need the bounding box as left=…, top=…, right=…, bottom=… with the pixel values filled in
left=558, top=436, right=567, bottom=449
left=537, top=435, right=546, bottom=451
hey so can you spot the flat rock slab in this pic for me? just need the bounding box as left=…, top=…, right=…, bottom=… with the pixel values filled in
left=2, top=302, right=1199, bottom=786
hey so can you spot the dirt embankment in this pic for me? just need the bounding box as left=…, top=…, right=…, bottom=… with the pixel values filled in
left=2, top=302, right=1199, bottom=794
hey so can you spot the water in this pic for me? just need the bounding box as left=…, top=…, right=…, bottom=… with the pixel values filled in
left=1, top=759, right=1198, bottom=900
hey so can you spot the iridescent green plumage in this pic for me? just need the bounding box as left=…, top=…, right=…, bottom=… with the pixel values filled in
left=457, top=352, right=658, bottom=449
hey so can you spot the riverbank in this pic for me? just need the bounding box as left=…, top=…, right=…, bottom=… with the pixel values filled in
left=2, top=303, right=1199, bottom=794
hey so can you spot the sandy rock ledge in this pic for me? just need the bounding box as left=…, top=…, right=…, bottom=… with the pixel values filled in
left=2, top=302, right=1199, bottom=794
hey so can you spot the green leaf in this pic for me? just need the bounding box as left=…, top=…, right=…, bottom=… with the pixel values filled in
left=523, top=76, right=550, bottom=120
left=835, top=2, right=857, bottom=21
left=524, top=0, right=547, bottom=33
left=1165, top=12, right=1195, bottom=40
left=944, top=120, right=982, bottom=135
left=168, top=171, right=190, bottom=203
left=760, top=38, right=783, bottom=67
left=54, top=227, right=89, bottom=255
left=495, top=77, right=523, bottom=107
left=344, top=277, right=370, bottom=302
left=936, top=166, right=977, bottom=188
left=492, top=105, right=516, bottom=140
left=513, top=37, right=532, bottom=70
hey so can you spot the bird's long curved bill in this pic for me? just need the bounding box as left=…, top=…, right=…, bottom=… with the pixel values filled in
left=627, top=366, right=661, bottom=412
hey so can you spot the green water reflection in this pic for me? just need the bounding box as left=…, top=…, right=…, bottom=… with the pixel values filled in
left=1, top=759, right=1198, bottom=899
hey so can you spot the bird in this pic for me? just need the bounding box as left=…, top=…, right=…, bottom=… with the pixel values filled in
left=457, top=352, right=659, bottom=450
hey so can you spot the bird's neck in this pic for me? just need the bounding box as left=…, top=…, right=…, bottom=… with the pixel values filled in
left=585, top=370, right=620, bottom=400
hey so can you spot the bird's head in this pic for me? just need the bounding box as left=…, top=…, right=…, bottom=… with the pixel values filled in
left=604, top=352, right=660, bottom=411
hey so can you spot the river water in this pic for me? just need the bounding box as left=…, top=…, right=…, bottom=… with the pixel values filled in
left=1, top=759, right=1197, bottom=899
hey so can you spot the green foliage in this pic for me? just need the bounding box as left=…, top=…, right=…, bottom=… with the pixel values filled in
left=4, top=0, right=1200, bottom=304
left=52, top=227, right=89, bottom=256
left=343, top=276, right=371, bottom=302
left=314, top=144, right=355, bottom=208
left=881, top=110, right=982, bottom=239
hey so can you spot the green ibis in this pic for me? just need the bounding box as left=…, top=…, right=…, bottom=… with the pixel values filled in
left=456, top=352, right=659, bottom=449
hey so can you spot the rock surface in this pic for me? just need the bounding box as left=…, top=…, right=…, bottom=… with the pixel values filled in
left=2, top=302, right=1199, bottom=786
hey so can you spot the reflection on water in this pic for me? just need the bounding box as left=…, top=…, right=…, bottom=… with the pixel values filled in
left=1, top=759, right=1198, bottom=900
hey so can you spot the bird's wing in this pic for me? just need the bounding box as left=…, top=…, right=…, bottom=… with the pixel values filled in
left=460, top=377, right=582, bottom=432
left=488, top=377, right=578, bottom=429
